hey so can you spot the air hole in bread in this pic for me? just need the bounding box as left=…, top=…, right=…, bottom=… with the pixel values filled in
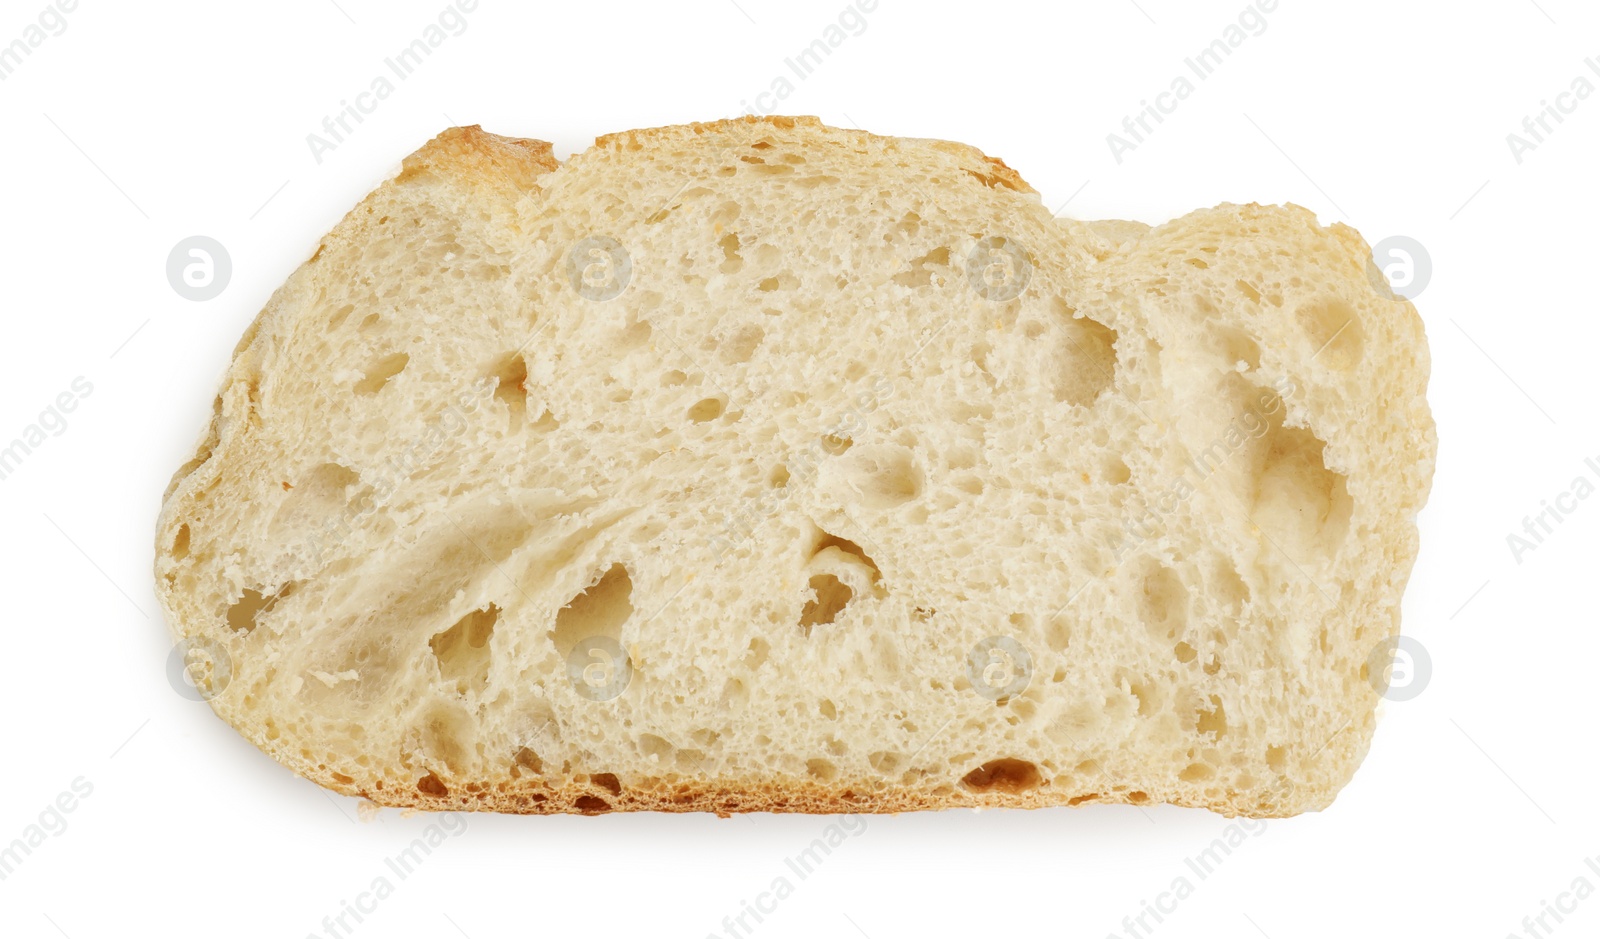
left=429, top=604, right=498, bottom=696
left=1297, top=298, right=1365, bottom=371
left=354, top=352, right=410, bottom=395
left=1252, top=423, right=1352, bottom=554
left=1214, top=326, right=1262, bottom=372
left=687, top=397, right=726, bottom=422
left=617, top=313, right=653, bottom=352
left=1103, top=456, right=1131, bottom=485
left=794, top=173, right=842, bottom=190
left=421, top=702, right=474, bottom=772
left=1050, top=302, right=1119, bottom=405
left=513, top=746, right=542, bottom=774
left=809, top=530, right=880, bottom=579
left=961, top=758, right=1042, bottom=794
left=530, top=408, right=559, bottom=432
left=831, top=444, right=923, bottom=510
left=799, top=575, right=853, bottom=634
left=1137, top=562, right=1189, bottom=641
left=226, top=582, right=295, bottom=634
left=269, top=462, right=362, bottom=542
left=589, top=772, right=622, bottom=795
left=574, top=795, right=611, bottom=813
left=327, top=303, right=355, bottom=331
left=172, top=524, right=191, bottom=560
left=489, top=353, right=529, bottom=428
left=757, top=273, right=798, bottom=292
left=1212, top=559, right=1250, bottom=614
left=718, top=232, right=744, bottom=274
left=719, top=325, right=764, bottom=364
left=768, top=465, right=791, bottom=488
left=820, top=433, right=852, bottom=454
left=1044, top=614, right=1072, bottom=652
left=806, top=759, right=838, bottom=781
left=891, top=246, right=951, bottom=288
left=551, top=564, right=633, bottom=658
left=637, top=735, right=671, bottom=763
left=1195, top=695, right=1228, bottom=738
left=416, top=771, right=448, bottom=797
left=1127, top=678, right=1156, bottom=717
left=743, top=638, right=770, bottom=670
left=868, top=751, right=902, bottom=774
left=1266, top=745, right=1288, bottom=774
left=709, top=200, right=742, bottom=229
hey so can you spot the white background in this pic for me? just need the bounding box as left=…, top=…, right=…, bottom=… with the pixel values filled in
left=0, top=1, right=1594, bottom=937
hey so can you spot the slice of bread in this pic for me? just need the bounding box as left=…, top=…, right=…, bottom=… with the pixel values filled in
left=154, top=116, right=1435, bottom=817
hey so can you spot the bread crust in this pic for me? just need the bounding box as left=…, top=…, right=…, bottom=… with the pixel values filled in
left=295, top=758, right=1322, bottom=819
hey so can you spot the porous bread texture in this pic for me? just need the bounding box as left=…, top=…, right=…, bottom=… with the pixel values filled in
left=154, top=116, right=1435, bottom=818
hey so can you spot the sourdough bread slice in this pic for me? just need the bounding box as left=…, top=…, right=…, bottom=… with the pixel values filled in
left=154, top=117, right=1435, bottom=817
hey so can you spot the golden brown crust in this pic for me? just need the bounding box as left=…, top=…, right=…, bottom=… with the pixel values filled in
left=594, top=114, right=818, bottom=151
left=293, top=761, right=1311, bottom=819
left=590, top=114, right=1037, bottom=196
left=394, top=124, right=558, bottom=195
